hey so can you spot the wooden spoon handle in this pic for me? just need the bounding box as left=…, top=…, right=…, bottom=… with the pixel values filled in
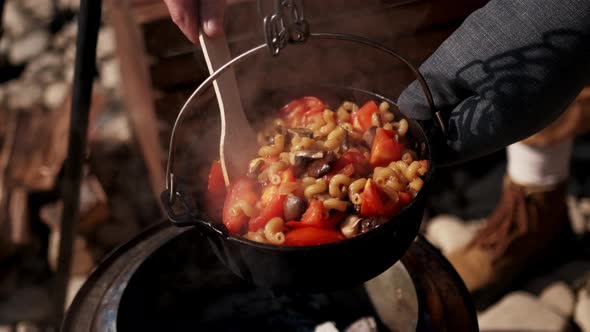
left=199, top=32, right=257, bottom=186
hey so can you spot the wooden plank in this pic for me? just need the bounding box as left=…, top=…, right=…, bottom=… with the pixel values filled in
left=129, top=0, right=169, bottom=25
left=105, top=0, right=165, bottom=212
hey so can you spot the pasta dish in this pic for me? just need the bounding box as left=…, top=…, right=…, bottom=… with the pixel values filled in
left=206, top=96, right=428, bottom=246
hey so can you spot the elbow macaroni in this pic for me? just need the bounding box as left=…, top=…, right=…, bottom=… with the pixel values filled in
left=258, top=134, right=285, bottom=157
left=224, top=97, right=428, bottom=245
left=329, top=174, right=351, bottom=198
left=304, top=178, right=328, bottom=199
left=264, top=217, right=286, bottom=245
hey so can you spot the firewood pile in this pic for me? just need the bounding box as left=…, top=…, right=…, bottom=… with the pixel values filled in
left=0, top=0, right=161, bottom=281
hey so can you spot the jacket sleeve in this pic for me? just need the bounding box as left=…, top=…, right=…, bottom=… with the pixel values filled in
left=397, top=0, right=590, bottom=166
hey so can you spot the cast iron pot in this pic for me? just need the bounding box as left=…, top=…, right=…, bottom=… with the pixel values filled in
left=161, top=33, right=444, bottom=293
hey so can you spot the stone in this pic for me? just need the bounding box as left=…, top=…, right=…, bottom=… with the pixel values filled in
left=53, top=22, right=78, bottom=50
left=539, top=281, right=576, bottom=317
left=64, top=42, right=77, bottom=65
left=21, top=0, right=53, bottom=22
left=92, top=112, right=132, bottom=145
left=552, top=261, right=590, bottom=290
left=7, top=80, right=43, bottom=110
left=344, top=317, right=378, bottom=332
left=100, top=58, right=120, bottom=90
left=526, top=260, right=590, bottom=294
left=43, top=81, right=69, bottom=110
left=478, top=292, right=569, bottom=332
left=424, top=214, right=480, bottom=255
left=22, top=52, right=62, bottom=81
left=568, top=196, right=587, bottom=236
left=575, top=288, right=590, bottom=332
left=3, top=2, right=34, bottom=38
left=65, top=63, right=75, bottom=83
left=97, top=26, right=116, bottom=60
left=9, top=30, right=50, bottom=64
left=314, top=322, right=339, bottom=332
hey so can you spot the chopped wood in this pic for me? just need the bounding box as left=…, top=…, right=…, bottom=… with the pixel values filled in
left=8, top=186, right=29, bottom=245
left=6, top=87, right=106, bottom=191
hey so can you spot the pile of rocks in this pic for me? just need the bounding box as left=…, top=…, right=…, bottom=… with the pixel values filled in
left=0, top=0, right=119, bottom=112
left=425, top=196, right=590, bottom=332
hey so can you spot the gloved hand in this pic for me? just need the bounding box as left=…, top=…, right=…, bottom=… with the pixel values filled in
left=398, top=0, right=590, bottom=166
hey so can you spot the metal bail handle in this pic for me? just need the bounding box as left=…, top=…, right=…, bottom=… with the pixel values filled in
left=262, top=0, right=309, bottom=56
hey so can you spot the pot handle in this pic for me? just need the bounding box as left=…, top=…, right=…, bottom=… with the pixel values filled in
left=160, top=189, right=227, bottom=236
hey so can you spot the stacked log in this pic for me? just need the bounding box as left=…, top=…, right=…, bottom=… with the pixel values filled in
left=0, top=0, right=161, bottom=275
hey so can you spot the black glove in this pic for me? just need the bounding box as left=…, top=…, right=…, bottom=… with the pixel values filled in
left=398, top=0, right=590, bottom=166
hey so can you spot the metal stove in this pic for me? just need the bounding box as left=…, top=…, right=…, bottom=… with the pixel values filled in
left=62, top=222, right=478, bottom=331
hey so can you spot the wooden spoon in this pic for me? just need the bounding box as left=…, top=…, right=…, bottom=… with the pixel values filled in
left=199, top=32, right=258, bottom=186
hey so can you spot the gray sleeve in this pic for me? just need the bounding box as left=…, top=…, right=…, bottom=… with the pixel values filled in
left=397, top=0, right=590, bottom=166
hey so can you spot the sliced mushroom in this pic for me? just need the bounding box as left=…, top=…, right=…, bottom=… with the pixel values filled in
left=283, top=194, right=307, bottom=221
left=292, top=150, right=325, bottom=176
left=288, top=128, right=314, bottom=138
left=306, top=152, right=336, bottom=178
left=294, top=150, right=325, bottom=161
left=340, top=215, right=363, bottom=238
left=275, top=125, right=287, bottom=136
left=360, top=217, right=388, bottom=234
left=247, top=158, right=265, bottom=178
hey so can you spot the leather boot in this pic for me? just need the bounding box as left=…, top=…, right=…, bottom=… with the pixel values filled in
left=447, top=177, right=573, bottom=293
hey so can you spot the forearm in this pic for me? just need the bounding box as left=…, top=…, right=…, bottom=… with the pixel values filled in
left=398, top=0, right=590, bottom=165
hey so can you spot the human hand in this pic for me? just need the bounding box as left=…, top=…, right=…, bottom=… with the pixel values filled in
left=163, top=0, right=244, bottom=43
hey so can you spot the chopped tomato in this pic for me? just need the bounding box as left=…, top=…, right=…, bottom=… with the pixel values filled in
left=339, top=164, right=355, bottom=177
left=260, top=185, right=279, bottom=207
left=206, top=160, right=226, bottom=219
left=279, top=96, right=326, bottom=127
left=207, top=160, right=226, bottom=192
left=360, top=180, right=400, bottom=217
left=299, top=199, right=344, bottom=228
left=249, top=194, right=286, bottom=231
left=356, top=100, right=380, bottom=131
left=419, top=160, right=429, bottom=169
left=278, top=181, right=301, bottom=196
left=281, top=168, right=295, bottom=183
left=222, top=178, right=259, bottom=235
left=370, top=128, right=403, bottom=167
left=398, top=191, right=413, bottom=207
left=284, top=227, right=345, bottom=246
left=330, top=150, right=370, bottom=177
left=285, top=220, right=308, bottom=228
